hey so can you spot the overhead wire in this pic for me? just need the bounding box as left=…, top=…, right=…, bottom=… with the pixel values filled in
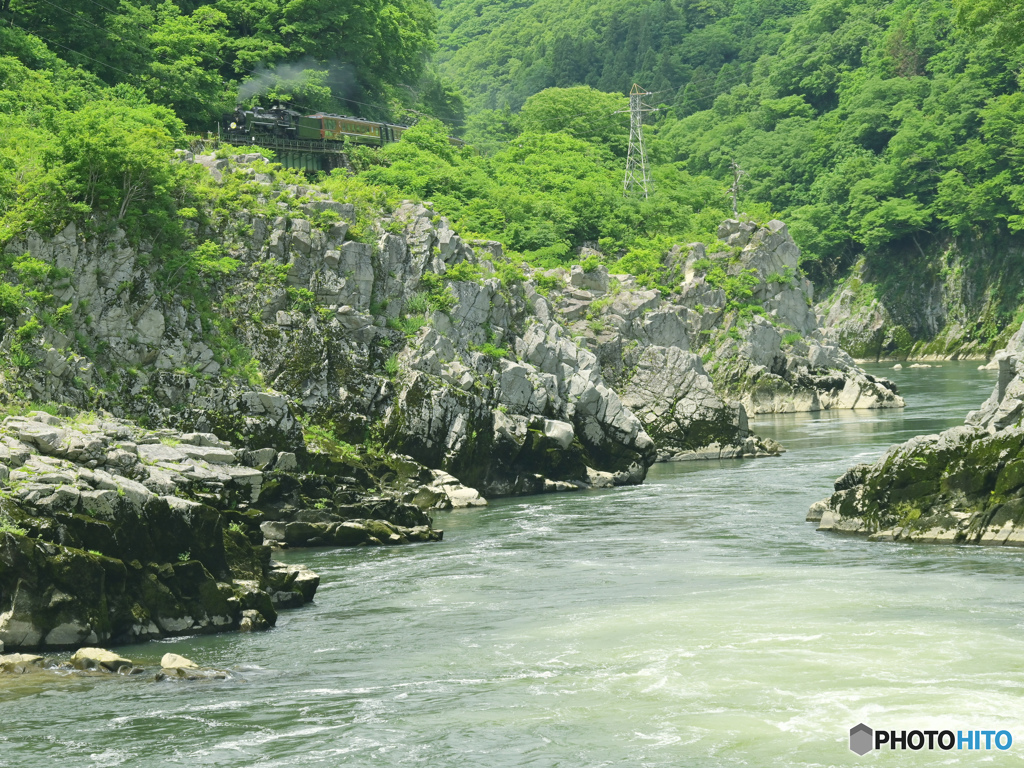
left=4, top=17, right=137, bottom=79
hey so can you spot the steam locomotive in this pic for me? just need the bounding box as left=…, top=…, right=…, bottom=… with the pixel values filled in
left=223, top=104, right=410, bottom=146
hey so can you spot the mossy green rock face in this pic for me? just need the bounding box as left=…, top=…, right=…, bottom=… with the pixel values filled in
left=0, top=414, right=323, bottom=652
left=0, top=514, right=294, bottom=650
left=812, top=320, right=1024, bottom=545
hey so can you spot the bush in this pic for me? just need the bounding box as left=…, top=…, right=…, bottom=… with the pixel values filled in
left=445, top=261, right=484, bottom=283
left=0, top=282, right=25, bottom=317
left=472, top=342, right=508, bottom=359
left=420, top=272, right=459, bottom=312
left=405, top=292, right=430, bottom=314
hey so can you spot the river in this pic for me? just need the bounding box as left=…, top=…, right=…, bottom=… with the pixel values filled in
left=3, top=361, right=1022, bottom=767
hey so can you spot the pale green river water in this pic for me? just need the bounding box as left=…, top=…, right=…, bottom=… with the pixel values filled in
left=3, top=361, right=1024, bottom=767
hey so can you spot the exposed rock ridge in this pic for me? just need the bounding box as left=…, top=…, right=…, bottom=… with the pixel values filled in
left=536, top=219, right=902, bottom=455
left=697, top=220, right=904, bottom=415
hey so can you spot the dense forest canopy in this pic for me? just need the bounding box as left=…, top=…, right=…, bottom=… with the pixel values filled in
left=427, top=0, right=1024, bottom=283
left=2, top=0, right=461, bottom=125
left=435, top=0, right=810, bottom=114
left=1, top=0, right=1023, bottom=295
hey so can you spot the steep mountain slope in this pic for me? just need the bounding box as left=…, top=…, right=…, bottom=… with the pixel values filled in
left=435, top=0, right=805, bottom=112
left=434, top=0, right=1024, bottom=359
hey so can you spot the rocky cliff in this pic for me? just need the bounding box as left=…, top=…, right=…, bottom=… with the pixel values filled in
left=810, top=320, right=1024, bottom=545
left=817, top=231, right=1024, bottom=362
left=539, top=218, right=903, bottom=454
left=0, top=150, right=898, bottom=651
left=1, top=153, right=660, bottom=497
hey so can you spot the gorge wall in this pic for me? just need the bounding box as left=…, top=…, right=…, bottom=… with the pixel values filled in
left=0, top=150, right=901, bottom=651
left=818, top=231, right=1024, bottom=362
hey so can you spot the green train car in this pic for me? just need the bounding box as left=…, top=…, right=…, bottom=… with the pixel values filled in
left=225, top=105, right=411, bottom=147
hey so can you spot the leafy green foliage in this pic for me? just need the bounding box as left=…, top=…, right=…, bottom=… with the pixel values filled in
left=193, top=241, right=241, bottom=276
left=0, top=283, right=26, bottom=318
left=431, top=0, right=1024, bottom=293
left=419, top=272, right=459, bottom=312
left=470, top=342, right=509, bottom=359
left=360, top=113, right=731, bottom=274
left=0, top=514, right=27, bottom=536
left=646, top=0, right=1024, bottom=282
left=7, top=0, right=444, bottom=127
left=435, top=0, right=799, bottom=114
left=444, top=261, right=484, bottom=283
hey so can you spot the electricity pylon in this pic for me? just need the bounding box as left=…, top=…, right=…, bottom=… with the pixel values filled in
left=618, top=84, right=657, bottom=198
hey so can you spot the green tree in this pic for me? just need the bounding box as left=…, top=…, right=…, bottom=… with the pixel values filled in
left=518, top=87, right=629, bottom=155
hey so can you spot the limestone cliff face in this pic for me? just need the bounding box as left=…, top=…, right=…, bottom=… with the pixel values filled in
left=1, top=155, right=900, bottom=480
left=543, top=219, right=902, bottom=432
left=810, top=321, right=1024, bottom=545
left=0, top=153, right=663, bottom=500
left=699, top=220, right=903, bottom=415
left=816, top=231, right=1024, bottom=361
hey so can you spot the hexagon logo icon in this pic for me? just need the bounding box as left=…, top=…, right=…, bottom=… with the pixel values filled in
left=850, top=723, right=873, bottom=755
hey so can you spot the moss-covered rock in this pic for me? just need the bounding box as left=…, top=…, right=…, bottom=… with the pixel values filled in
left=811, top=320, right=1024, bottom=545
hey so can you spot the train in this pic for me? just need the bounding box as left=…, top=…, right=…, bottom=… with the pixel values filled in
left=223, top=104, right=438, bottom=147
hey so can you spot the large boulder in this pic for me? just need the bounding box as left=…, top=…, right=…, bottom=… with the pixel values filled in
left=811, top=320, right=1024, bottom=544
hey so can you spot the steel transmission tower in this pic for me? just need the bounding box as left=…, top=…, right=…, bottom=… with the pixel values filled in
left=620, top=84, right=657, bottom=197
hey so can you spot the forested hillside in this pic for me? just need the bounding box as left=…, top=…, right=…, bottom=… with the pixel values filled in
left=438, top=0, right=1023, bottom=275
left=3, top=0, right=1024, bottom=356
left=435, top=0, right=807, bottom=114
left=1, top=0, right=461, bottom=126
left=426, top=0, right=1024, bottom=355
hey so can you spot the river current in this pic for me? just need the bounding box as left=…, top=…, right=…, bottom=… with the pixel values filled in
left=3, top=361, right=1023, bottom=767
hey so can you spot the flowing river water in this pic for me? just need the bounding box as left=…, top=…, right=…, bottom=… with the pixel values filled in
left=3, top=361, right=1024, bottom=767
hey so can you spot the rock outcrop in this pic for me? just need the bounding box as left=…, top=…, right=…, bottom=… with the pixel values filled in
left=810, top=320, right=1024, bottom=544
left=0, top=151, right=904, bottom=654
left=0, top=410, right=329, bottom=652
left=536, top=219, right=901, bottom=462
left=696, top=221, right=903, bottom=415
left=0, top=647, right=230, bottom=681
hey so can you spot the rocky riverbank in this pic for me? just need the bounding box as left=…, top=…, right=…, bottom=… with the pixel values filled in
left=0, top=150, right=896, bottom=654
left=817, top=231, right=1024, bottom=362
left=1, top=647, right=232, bottom=682
left=810, top=321, right=1024, bottom=544
left=0, top=404, right=484, bottom=652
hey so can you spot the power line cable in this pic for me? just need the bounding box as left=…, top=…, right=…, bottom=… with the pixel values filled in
left=74, top=0, right=119, bottom=16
